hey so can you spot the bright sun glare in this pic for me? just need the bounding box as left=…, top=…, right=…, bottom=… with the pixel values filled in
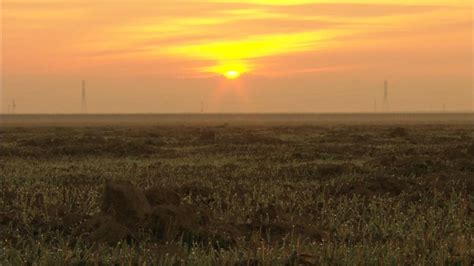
left=224, top=70, right=240, bottom=79
left=203, top=61, right=249, bottom=79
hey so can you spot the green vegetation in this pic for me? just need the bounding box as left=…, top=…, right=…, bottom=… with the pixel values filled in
left=0, top=123, right=473, bottom=265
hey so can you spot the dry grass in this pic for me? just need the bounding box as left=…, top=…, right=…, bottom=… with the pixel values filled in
left=0, top=123, right=473, bottom=265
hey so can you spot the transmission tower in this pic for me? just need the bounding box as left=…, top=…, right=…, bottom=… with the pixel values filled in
left=11, top=100, right=16, bottom=114
left=383, top=80, right=389, bottom=112
left=81, top=80, right=87, bottom=113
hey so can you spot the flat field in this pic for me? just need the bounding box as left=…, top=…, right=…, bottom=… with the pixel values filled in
left=0, top=114, right=473, bottom=265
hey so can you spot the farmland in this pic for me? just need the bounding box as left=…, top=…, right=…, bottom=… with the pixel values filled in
left=0, top=114, right=473, bottom=265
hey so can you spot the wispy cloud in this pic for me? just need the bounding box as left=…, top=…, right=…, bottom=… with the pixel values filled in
left=3, top=0, right=472, bottom=78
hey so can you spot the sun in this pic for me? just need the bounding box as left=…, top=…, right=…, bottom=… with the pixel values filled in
left=224, top=70, right=240, bottom=79
left=202, top=61, right=249, bottom=79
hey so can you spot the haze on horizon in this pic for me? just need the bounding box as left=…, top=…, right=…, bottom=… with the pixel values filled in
left=1, top=0, right=473, bottom=114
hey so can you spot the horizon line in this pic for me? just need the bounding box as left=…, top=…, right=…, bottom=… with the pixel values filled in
left=1, top=112, right=473, bottom=116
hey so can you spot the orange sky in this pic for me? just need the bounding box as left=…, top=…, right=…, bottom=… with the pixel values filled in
left=1, top=0, right=473, bottom=113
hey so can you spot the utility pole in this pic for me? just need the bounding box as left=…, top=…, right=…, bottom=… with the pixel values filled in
left=200, top=100, right=204, bottom=113
left=81, top=80, right=87, bottom=113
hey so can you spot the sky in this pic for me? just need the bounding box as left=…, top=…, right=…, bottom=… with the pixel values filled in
left=1, top=0, right=473, bottom=113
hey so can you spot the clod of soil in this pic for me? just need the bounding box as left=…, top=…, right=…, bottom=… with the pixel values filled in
left=334, top=176, right=405, bottom=198
left=148, top=204, right=238, bottom=247
left=0, top=211, right=16, bottom=225
left=366, top=155, right=442, bottom=176
left=145, top=186, right=181, bottom=206
left=352, top=134, right=371, bottom=143
left=396, top=157, right=435, bottom=176
left=101, top=180, right=152, bottom=226
left=198, top=130, right=217, bottom=143
left=80, top=181, right=239, bottom=247
left=316, top=163, right=348, bottom=178
left=389, top=127, right=408, bottom=138
left=73, top=215, right=131, bottom=245
left=467, top=143, right=474, bottom=156
left=1, top=189, right=18, bottom=205
left=45, top=204, right=68, bottom=218
left=60, top=213, right=88, bottom=230
left=148, top=204, right=201, bottom=240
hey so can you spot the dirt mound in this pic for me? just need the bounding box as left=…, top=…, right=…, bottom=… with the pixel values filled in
left=198, top=130, right=216, bottom=143
left=280, top=163, right=355, bottom=180
left=78, top=181, right=238, bottom=247
left=365, top=155, right=397, bottom=168
left=148, top=204, right=237, bottom=247
left=352, top=134, right=371, bottom=143
left=333, top=176, right=405, bottom=198
left=455, top=159, right=474, bottom=172
left=144, top=186, right=181, bottom=206
left=366, top=155, right=442, bottom=176
left=1, top=189, right=18, bottom=206
left=364, top=177, right=404, bottom=196
left=44, top=204, right=89, bottom=231
left=443, top=146, right=468, bottom=160
left=150, top=203, right=242, bottom=247
left=316, top=163, right=349, bottom=178
left=148, top=204, right=202, bottom=240
left=60, top=213, right=87, bottom=230
left=389, top=127, right=408, bottom=138
left=221, top=132, right=286, bottom=145
left=73, top=215, right=131, bottom=245
left=316, top=144, right=369, bottom=158
left=101, top=180, right=152, bottom=226
left=0, top=211, right=17, bottom=225
left=80, top=181, right=329, bottom=248
left=395, top=157, right=437, bottom=175
left=45, top=204, right=67, bottom=218
left=467, top=143, right=474, bottom=156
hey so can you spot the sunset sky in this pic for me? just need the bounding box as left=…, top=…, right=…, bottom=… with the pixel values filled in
left=2, top=0, right=473, bottom=113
